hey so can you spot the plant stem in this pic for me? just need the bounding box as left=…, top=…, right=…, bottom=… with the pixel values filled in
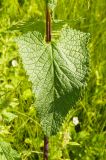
left=43, top=135, right=49, bottom=160
left=44, top=3, right=50, bottom=159
left=46, top=3, right=51, bottom=42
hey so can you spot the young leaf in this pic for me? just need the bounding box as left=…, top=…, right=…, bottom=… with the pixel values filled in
left=15, top=27, right=89, bottom=136
left=48, top=0, right=57, bottom=11
left=0, top=140, right=20, bottom=160
left=45, top=0, right=57, bottom=8
left=8, top=18, right=45, bottom=36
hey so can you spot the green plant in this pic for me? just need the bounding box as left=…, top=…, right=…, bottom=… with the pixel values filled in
left=15, top=0, right=89, bottom=159
left=0, top=0, right=105, bottom=159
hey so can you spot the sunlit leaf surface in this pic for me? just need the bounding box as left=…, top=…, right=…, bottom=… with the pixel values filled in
left=16, top=27, right=89, bottom=136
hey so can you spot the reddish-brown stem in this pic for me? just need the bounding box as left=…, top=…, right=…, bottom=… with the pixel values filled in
left=46, top=4, right=51, bottom=42
left=43, top=135, right=49, bottom=160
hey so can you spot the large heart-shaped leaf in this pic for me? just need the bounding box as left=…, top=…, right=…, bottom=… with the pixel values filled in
left=16, top=27, right=89, bottom=136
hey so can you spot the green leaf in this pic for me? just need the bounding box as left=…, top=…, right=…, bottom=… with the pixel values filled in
left=45, top=0, right=57, bottom=7
left=69, top=142, right=80, bottom=146
left=0, top=140, right=20, bottom=160
left=48, top=0, right=57, bottom=11
left=15, top=26, right=89, bottom=136
left=1, top=110, right=17, bottom=122
left=8, top=19, right=45, bottom=36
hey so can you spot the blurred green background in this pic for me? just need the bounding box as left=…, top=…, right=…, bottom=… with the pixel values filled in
left=0, top=0, right=106, bottom=159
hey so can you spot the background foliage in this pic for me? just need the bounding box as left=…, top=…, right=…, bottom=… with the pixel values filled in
left=0, top=0, right=106, bottom=159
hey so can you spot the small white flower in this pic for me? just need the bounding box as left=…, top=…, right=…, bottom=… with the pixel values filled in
left=12, top=60, right=18, bottom=67
left=72, top=117, right=79, bottom=126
